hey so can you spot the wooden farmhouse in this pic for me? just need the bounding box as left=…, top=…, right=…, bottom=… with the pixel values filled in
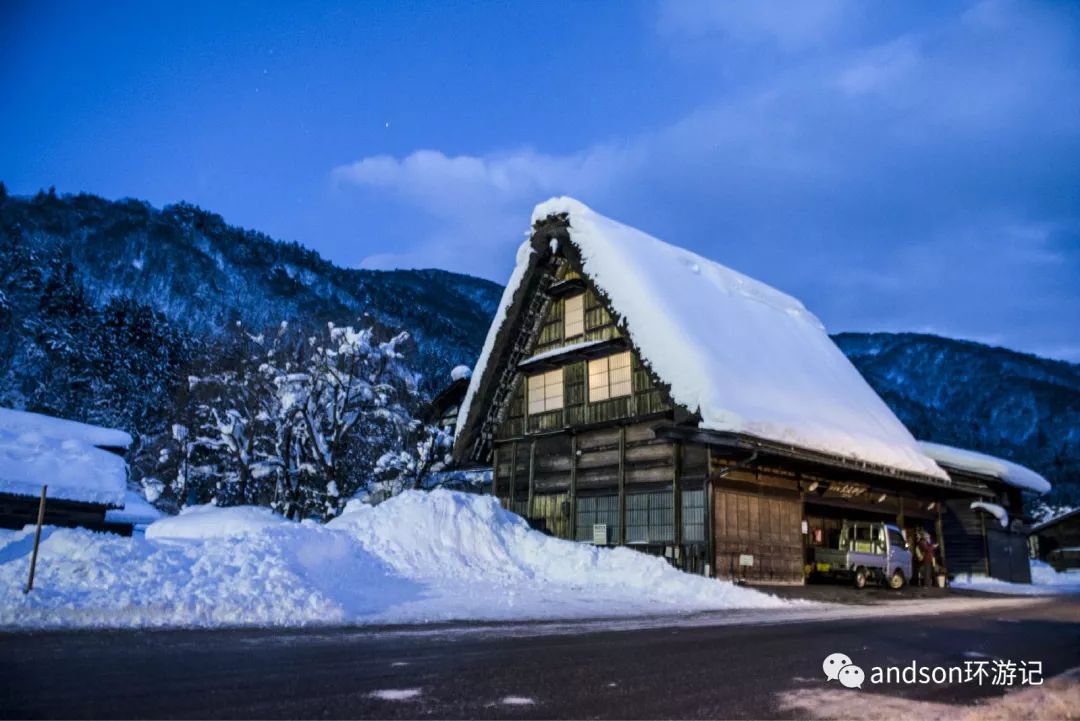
left=918, top=441, right=1050, bottom=584
left=452, top=198, right=1050, bottom=585
left=1031, top=508, right=1080, bottom=573
left=0, top=407, right=138, bottom=535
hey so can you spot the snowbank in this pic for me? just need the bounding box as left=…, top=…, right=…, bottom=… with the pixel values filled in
left=459, top=198, right=945, bottom=480
left=0, top=407, right=132, bottom=449
left=0, top=429, right=127, bottom=506
left=145, top=504, right=288, bottom=540
left=1, top=490, right=787, bottom=629
left=917, top=441, right=1051, bottom=494
left=105, top=490, right=166, bottom=527
left=951, top=559, right=1080, bottom=596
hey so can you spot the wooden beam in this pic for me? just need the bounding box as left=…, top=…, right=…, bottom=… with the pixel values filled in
left=508, top=442, right=518, bottom=511
left=936, top=504, right=947, bottom=580
left=491, top=445, right=499, bottom=500
left=527, top=440, right=536, bottom=518
left=673, top=441, right=682, bottom=548
left=569, top=434, right=578, bottom=541
left=705, top=448, right=714, bottom=577
left=617, top=426, right=626, bottom=545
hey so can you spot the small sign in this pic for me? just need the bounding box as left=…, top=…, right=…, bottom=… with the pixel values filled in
left=592, top=523, right=608, bottom=545
left=801, top=520, right=809, bottom=534
left=739, top=554, right=754, bottom=567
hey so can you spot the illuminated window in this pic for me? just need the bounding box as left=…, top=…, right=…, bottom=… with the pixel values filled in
left=564, top=294, right=584, bottom=339
left=588, top=351, right=632, bottom=402
left=527, top=369, right=564, bottom=415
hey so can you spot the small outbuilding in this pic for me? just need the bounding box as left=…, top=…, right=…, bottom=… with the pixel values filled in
left=917, top=441, right=1051, bottom=584
left=1031, top=508, right=1080, bottom=572
left=0, top=407, right=135, bottom=534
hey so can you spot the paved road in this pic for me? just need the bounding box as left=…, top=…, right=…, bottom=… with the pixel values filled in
left=2, top=597, right=1078, bottom=719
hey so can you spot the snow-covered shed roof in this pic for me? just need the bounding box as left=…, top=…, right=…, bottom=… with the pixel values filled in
left=0, top=407, right=132, bottom=449
left=917, top=441, right=1051, bottom=494
left=105, top=490, right=165, bottom=526
left=458, top=197, right=947, bottom=481
left=0, top=407, right=129, bottom=506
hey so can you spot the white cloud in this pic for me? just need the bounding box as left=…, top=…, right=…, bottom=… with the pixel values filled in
left=657, top=0, right=853, bottom=51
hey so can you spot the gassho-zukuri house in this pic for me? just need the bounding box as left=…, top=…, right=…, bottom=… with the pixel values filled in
left=452, top=197, right=1051, bottom=585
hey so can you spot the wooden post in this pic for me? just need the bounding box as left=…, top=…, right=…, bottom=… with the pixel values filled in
left=508, top=442, right=518, bottom=513
left=617, top=426, right=626, bottom=545
left=527, top=440, right=536, bottom=519
left=569, top=434, right=578, bottom=541
left=935, top=503, right=947, bottom=579
left=24, top=485, right=47, bottom=594
left=704, top=449, right=714, bottom=577
left=491, top=445, right=500, bottom=501
left=672, top=441, right=683, bottom=549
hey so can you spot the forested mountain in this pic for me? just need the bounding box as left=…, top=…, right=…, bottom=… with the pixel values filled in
left=835, top=333, right=1080, bottom=508
left=1, top=186, right=1075, bottom=509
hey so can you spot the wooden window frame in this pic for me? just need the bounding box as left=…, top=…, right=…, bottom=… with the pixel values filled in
left=564, top=293, right=585, bottom=340
left=588, top=351, right=633, bottom=403
left=527, top=368, right=564, bottom=415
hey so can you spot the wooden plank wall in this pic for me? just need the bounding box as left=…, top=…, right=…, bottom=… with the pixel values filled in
left=942, top=499, right=989, bottom=575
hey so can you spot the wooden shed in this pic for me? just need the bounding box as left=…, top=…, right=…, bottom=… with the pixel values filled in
left=453, top=198, right=992, bottom=585
left=0, top=407, right=135, bottom=535
left=1032, top=508, right=1080, bottom=572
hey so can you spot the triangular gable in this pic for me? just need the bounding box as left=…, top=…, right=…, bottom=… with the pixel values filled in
left=456, top=197, right=945, bottom=481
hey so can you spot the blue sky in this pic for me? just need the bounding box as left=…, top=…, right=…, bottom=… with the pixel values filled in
left=2, top=0, right=1078, bottom=360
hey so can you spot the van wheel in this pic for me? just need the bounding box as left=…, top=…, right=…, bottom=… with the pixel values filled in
left=853, top=567, right=868, bottom=589
left=887, top=569, right=905, bottom=590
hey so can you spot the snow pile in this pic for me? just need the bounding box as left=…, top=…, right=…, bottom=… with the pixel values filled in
left=918, top=441, right=1051, bottom=494
left=145, top=504, right=288, bottom=540
left=0, top=490, right=787, bottom=629
left=969, top=500, right=1009, bottom=528
left=105, top=490, right=165, bottom=527
left=952, top=559, right=1080, bottom=596
left=459, top=198, right=945, bottom=480
left=327, top=489, right=786, bottom=620
left=0, top=429, right=127, bottom=506
left=450, top=365, right=472, bottom=381
left=0, top=407, right=132, bottom=449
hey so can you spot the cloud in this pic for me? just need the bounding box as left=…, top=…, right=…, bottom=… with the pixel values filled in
left=330, top=0, right=1080, bottom=359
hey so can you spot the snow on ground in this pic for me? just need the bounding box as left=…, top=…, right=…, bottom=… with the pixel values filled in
left=951, top=559, right=1080, bottom=596
left=145, top=503, right=288, bottom=540
left=0, top=490, right=786, bottom=629
left=458, top=198, right=945, bottom=480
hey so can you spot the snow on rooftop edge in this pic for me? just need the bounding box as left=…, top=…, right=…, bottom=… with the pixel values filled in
left=918, top=441, right=1051, bottom=494
left=0, top=407, right=132, bottom=449
left=0, top=427, right=127, bottom=506
left=459, top=197, right=946, bottom=480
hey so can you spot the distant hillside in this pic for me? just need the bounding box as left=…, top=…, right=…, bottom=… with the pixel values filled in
left=1, top=186, right=1075, bottom=508
left=834, top=332, right=1080, bottom=507
left=0, top=189, right=502, bottom=386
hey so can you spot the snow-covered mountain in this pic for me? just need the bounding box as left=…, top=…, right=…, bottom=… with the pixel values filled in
left=1, top=187, right=1075, bottom=506
left=835, top=332, right=1080, bottom=507
left=0, top=188, right=502, bottom=387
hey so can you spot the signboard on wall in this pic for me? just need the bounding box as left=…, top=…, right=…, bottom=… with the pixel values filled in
left=739, top=554, right=754, bottom=567
left=592, top=523, right=608, bottom=545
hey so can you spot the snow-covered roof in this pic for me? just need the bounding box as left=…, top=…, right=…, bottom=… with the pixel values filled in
left=0, top=408, right=132, bottom=449
left=458, top=197, right=946, bottom=480
left=0, top=428, right=127, bottom=506
left=918, top=441, right=1052, bottom=494
left=105, top=490, right=165, bottom=526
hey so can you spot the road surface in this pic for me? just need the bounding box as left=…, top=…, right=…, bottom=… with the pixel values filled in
left=2, top=596, right=1078, bottom=719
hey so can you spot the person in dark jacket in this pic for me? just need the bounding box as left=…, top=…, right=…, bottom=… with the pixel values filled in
left=917, top=530, right=937, bottom=587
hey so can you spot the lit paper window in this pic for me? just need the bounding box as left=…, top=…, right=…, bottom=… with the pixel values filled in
left=527, top=369, right=564, bottom=415
left=588, top=351, right=632, bottom=402
left=564, top=294, right=584, bottom=339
